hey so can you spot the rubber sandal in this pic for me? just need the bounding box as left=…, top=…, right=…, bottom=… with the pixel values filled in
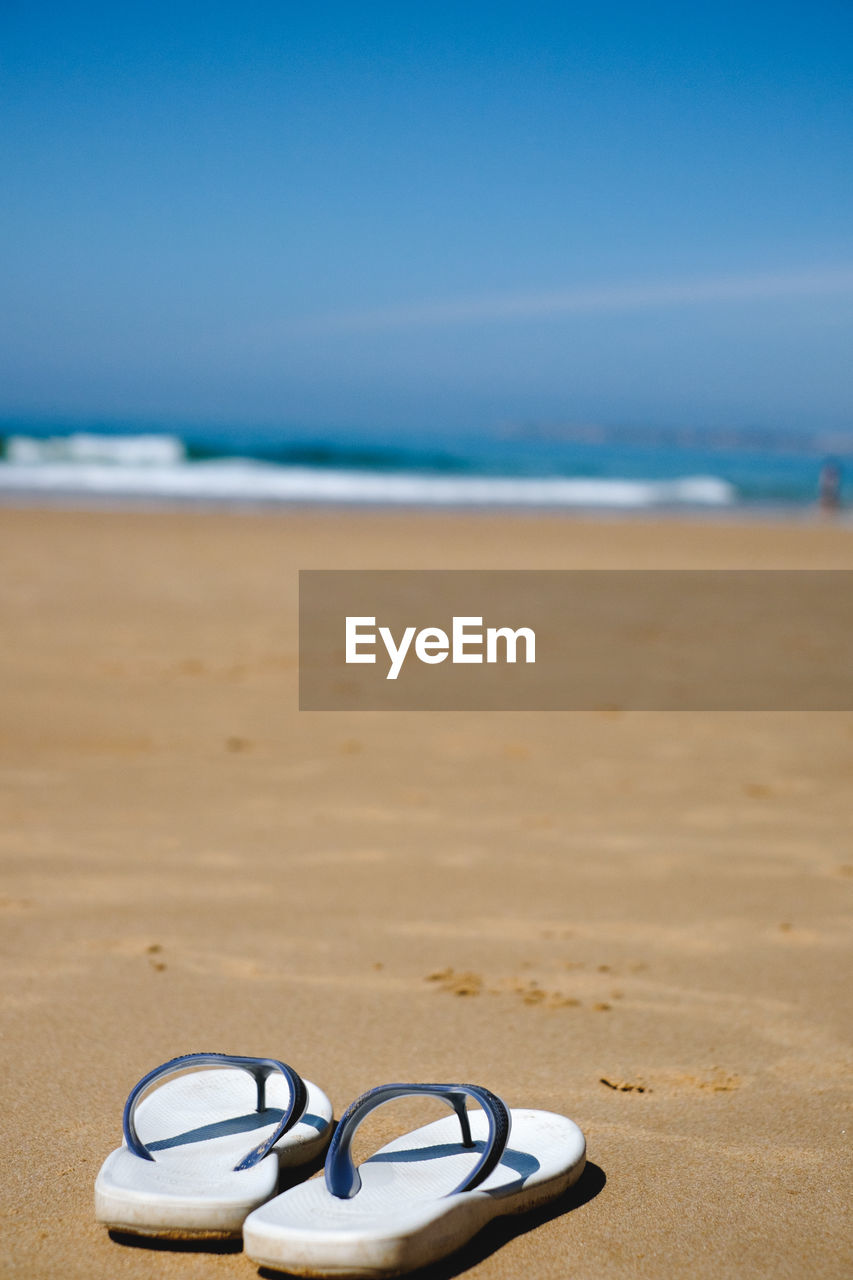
left=243, top=1081, right=586, bottom=1276
left=94, top=1052, right=333, bottom=1239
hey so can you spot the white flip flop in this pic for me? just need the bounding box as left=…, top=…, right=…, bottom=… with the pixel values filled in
left=243, top=1081, right=586, bottom=1277
left=95, top=1052, right=333, bottom=1239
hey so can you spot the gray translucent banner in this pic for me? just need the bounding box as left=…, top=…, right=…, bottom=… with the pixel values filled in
left=299, top=570, right=853, bottom=710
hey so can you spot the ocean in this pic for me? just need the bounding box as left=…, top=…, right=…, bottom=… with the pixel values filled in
left=0, top=421, right=848, bottom=512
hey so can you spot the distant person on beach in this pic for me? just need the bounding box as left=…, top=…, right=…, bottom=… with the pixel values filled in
left=818, top=459, right=842, bottom=513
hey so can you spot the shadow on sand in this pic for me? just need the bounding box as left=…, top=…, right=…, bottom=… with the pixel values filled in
left=108, top=1230, right=243, bottom=1254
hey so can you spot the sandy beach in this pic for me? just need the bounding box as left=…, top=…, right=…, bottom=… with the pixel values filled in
left=1, top=505, right=851, bottom=1280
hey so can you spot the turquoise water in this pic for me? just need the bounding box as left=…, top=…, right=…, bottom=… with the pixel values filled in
left=0, top=420, right=848, bottom=509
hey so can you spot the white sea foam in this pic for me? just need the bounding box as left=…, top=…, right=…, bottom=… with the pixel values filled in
left=5, top=433, right=185, bottom=466
left=0, top=454, right=735, bottom=507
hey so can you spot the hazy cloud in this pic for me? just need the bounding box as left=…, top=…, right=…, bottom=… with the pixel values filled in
left=311, top=267, right=853, bottom=333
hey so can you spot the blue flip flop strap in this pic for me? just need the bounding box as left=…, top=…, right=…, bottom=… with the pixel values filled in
left=122, top=1052, right=308, bottom=1172
left=325, top=1082, right=511, bottom=1200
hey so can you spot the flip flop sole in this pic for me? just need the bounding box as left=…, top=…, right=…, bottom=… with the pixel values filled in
left=95, top=1071, right=333, bottom=1238
left=244, top=1108, right=586, bottom=1277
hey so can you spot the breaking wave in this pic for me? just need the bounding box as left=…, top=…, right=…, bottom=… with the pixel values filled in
left=0, top=435, right=735, bottom=508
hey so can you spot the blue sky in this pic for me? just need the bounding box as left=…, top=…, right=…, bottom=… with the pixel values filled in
left=2, top=1, right=852, bottom=437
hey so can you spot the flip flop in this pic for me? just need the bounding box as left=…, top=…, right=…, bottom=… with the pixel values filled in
left=95, top=1051, right=333, bottom=1239
left=243, top=1081, right=586, bottom=1277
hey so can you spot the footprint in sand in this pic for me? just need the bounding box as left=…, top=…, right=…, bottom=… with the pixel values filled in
left=426, top=969, right=582, bottom=1009
left=426, top=968, right=483, bottom=997
left=600, top=1077, right=650, bottom=1093
left=600, top=1068, right=738, bottom=1096
left=648, top=1068, right=741, bottom=1095
left=691, top=1068, right=740, bottom=1093
left=503, top=977, right=581, bottom=1009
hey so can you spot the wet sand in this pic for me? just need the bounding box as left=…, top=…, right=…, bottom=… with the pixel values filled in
left=1, top=506, right=851, bottom=1279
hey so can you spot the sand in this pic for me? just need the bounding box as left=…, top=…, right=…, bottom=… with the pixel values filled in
left=1, top=506, right=851, bottom=1280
